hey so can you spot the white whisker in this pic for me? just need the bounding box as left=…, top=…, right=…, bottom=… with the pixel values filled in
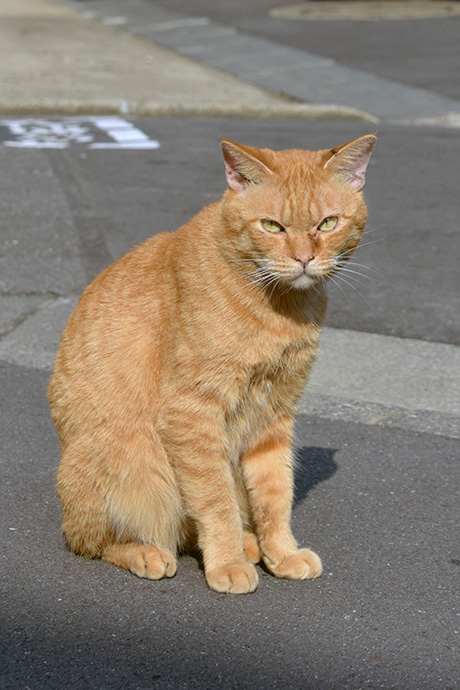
left=361, top=224, right=385, bottom=236
left=341, top=260, right=379, bottom=275
left=328, top=274, right=350, bottom=302
left=334, top=265, right=376, bottom=284
left=333, top=273, right=369, bottom=303
left=336, top=238, right=383, bottom=262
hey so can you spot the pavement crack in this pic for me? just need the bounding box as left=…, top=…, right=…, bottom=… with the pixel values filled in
left=0, top=296, right=58, bottom=341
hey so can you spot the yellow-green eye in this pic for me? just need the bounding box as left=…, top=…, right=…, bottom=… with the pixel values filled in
left=261, top=219, right=284, bottom=233
left=318, top=216, right=338, bottom=232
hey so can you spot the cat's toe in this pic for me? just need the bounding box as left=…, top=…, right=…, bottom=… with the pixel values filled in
left=206, top=562, right=259, bottom=594
left=267, top=548, right=322, bottom=580
left=141, top=546, right=177, bottom=579
left=114, top=544, right=177, bottom=579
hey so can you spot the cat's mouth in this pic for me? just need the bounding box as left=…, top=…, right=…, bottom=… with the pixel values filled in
left=250, top=259, right=324, bottom=292
left=288, top=266, right=320, bottom=290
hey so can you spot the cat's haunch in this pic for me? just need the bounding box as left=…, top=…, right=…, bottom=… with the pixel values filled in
left=48, top=134, right=376, bottom=594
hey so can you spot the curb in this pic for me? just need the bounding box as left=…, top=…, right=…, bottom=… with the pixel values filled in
left=0, top=101, right=378, bottom=122
left=1, top=297, right=458, bottom=439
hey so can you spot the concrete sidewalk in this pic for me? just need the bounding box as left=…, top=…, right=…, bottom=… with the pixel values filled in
left=0, top=0, right=371, bottom=120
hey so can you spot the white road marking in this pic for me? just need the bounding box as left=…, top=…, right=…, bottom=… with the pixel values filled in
left=0, top=117, right=160, bottom=150
left=88, top=118, right=160, bottom=149
left=4, top=141, right=68, bottom=149
left=89, top=142, right=160, bottom=149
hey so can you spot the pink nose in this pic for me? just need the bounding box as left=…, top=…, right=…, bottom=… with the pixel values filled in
left=294, top=255, right=314, bottom=268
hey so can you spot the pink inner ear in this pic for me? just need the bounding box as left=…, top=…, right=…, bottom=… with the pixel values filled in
left=348, top=152, right=371, bottom=189
left=222, top=140, right=272, bottom=192
left=327, top=134, right=376, bottom=191
left=224, top=161, right=246, bottom=193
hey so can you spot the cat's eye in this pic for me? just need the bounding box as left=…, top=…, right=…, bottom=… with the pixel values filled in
left=261, top=220, right=285, bottom=233
left=318, top=216, right=338, bottom=232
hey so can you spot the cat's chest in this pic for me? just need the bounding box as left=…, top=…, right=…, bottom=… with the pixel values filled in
left=246, top=351, right=292, bottom=394
left=240, top=341, right=314, bottom=403
left=226, top=339, right=318, bottom=443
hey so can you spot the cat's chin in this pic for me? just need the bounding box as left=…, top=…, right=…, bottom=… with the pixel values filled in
left=289, top=273, right=319, bottom=291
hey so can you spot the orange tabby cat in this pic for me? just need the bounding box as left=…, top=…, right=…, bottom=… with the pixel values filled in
left=48, top=133, right=376, bottom=594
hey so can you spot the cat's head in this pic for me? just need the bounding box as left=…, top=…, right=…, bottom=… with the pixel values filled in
left=219, top=134, right=376, bottom=291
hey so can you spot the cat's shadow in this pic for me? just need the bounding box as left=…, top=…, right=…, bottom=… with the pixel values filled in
left=294, top=446, right=338, bottom=507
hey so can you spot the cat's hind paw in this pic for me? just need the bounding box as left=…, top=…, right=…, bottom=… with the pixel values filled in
left=266, top=548, right=322, bottom=580
left=206, top=562, right=259, bottom=594
left=102, top=543, right=177, bottom=580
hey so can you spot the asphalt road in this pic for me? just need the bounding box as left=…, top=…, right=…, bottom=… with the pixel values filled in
left=1, top=116, right=459, bottom=689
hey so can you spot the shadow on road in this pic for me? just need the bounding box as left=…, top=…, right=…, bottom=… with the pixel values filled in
left=294, top=446, right=338, bottom=507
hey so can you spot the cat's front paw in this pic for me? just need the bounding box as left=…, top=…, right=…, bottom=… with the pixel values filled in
left=266, top=548, right=322, bottom=580
left=206, top=562, right=259, bottom=594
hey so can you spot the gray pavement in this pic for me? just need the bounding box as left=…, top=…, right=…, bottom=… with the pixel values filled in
left=1, top=1, right=459, bottom=688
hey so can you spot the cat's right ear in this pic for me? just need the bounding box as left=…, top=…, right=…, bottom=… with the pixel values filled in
left=221, top=139, right=272, bottom=193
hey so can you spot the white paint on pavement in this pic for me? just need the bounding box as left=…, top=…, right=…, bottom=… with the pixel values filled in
left=89, top=117, right=160, bottom=149
left=0, top=117, right=160, bottom=150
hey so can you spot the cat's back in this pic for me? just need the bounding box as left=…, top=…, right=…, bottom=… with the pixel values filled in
left=48, top=204, right=220, bottom=434
left=57, top=230, right=176, bottom=354
left=66, top=200, right=218, bottom=324
left=48, top=229, right=180, bottom=431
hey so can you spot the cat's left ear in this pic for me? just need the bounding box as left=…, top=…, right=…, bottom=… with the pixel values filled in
left=221, top=139, right=273, bottom=193
left=324, top=133, right=377, bottom=191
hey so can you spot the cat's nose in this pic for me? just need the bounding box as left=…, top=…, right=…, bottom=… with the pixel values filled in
left=294, top=254, right=315, bottom=269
